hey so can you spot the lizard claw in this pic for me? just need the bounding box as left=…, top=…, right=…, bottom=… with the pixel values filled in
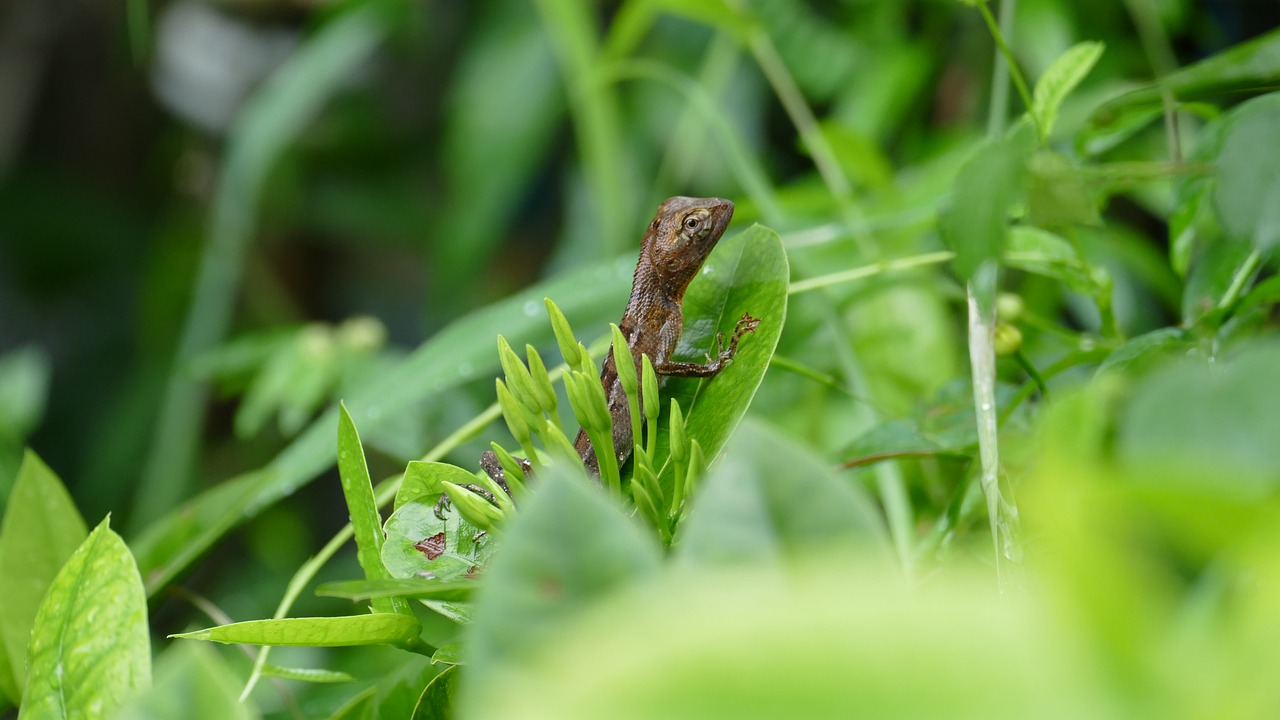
left=733, top=313, right=761, bottom=339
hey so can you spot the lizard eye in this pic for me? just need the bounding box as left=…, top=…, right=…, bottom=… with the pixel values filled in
left=684, top=216, right=701, bottom=231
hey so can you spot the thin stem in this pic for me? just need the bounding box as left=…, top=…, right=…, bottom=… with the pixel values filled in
left=1123, top=0, right=1182, bottom=162
left=1013, top=349, right=1049, bottom=398
left=979, top=0, right=1037, bottom=138
left=788, top=251, right=955, bottom=295
left=974, top=0, right=1021, bottom=591
left=968, top=290, right=1009, bottom=586
left=1217, top=249, right=1264, bottom=312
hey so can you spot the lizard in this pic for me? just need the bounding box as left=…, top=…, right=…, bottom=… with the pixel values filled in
left=438, top=196, right=758, bottom=517
left=572, top=195, right=759, bottom=477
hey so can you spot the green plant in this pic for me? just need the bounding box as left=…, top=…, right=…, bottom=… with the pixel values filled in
left=3, top=1, right=1280, bottom=718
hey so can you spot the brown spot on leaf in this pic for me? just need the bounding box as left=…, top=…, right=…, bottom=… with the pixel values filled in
left=413, top=532, right=446, bottom=560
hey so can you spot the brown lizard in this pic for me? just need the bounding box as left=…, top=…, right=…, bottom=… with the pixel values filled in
left=573, top=195, right=759, bottom=477
left=439, top=196, right=758, bottom=517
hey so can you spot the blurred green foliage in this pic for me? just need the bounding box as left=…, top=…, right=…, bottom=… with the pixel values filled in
left=2, top=0, right=1280, bottom=717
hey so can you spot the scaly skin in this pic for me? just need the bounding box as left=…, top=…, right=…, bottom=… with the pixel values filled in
left=439, top=196, right=759, bottom=520
left=573, top=196, right=759, bottom=477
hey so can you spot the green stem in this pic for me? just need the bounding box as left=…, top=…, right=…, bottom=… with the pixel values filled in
left=973, top=0, right=1021, bottom=591
left=978, top=0, right=1038, bottom=138
left=1217, top=249, right=1264, bottom=312
left=788, top=251, right=955, bottom=295
left=1013, top=350, right=1049, bottom=398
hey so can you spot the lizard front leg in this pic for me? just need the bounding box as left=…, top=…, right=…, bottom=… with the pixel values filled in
left=653, top=313, right=761, bottom=378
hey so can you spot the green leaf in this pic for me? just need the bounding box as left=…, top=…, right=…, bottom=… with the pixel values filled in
left=396, top=461, right=481, bottom=510
left=411, top=665, right=458, bottom=720
left=1025, top=151, right=1101, bottom=229
left=1213, top=93, right=1280, bottom=250
left=0, top=450, right=88, bottom=694
left=110, top=644, right=253, bottom=720
left=172, top=614, right=421, bottom=647
left=461, top=470, right=661, bottom=708
left=466, top=564, right=1107, bottom=719
left=258, top=664, right=354, bottom=684
left=652, top=224, right=789, bottom=495
left=1117, top=342, right=1280, bottom=490
left=1032, top=41, right=1104, bottom=142
left=1095, top=328, right=1189, bottom=378
left=1182, top=235, right=1256, bottom=325
left=133, top=253, right=633, bottom=596
left=677, top=420, right=889, bottom=566
left=1086, top=27, right=1280, bottom=139
left=336, top=404, right=410, bottom=617
left=840, top=419, right=956, bottom=468
left=382, top=500, right=491, bottom=582
left=939, top=125, right=1035, bottom=285
left=429, top=643, right=465, bottom=666
left=22, top=518, right=150, bottom=719
left=1005, top=226, right=1104, bottom=295
left=317, top=578, right=474, bottom=603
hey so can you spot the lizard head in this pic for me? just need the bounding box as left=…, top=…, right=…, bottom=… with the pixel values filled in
left=643, top=196, right=735, bottom=296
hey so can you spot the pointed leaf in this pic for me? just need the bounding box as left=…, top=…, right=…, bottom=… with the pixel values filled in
left=653, top=224, right=788, bottom=494
left=173, top=614, right=421, bottom=647
left=1032, top=41, right=1104, bottom=141
left=317, top=578, right=474, bottom=603
left=336, top=404, right=409, bottom=616
left=22, top=519, right=150, bottom=719
left=0, top=450, right=87, bottom=693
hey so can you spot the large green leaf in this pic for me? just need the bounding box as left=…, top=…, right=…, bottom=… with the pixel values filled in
left=0, top=451, right=87, bottom=695
left=411, top=664, right=458, bottom=720
left=1085, top=27, right=1280, bottom=145
left=938, top=124, right=1036, bottom=289
left=652, top=224, right=788, bottom=491
left=1117, top=341, right=1280, bottom=490
left=132, top=254, right=634, bottom=595
left=465, top=563, right=1109, bottom=719
left=336, top=404, right=410, bottom=616
left=1213, top=93, right=1280, bottom=250
left=173, top=614, right=421, bottom=648
left=21, top=519, right=150, bottom=720
left=460, top=470, right=662, bottom=711
left=676, top=419, right=889, bottom=566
